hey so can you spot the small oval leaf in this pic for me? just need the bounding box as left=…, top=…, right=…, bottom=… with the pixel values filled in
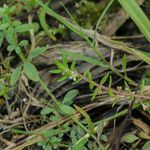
left=19, top=40, right=28, bottom=47
left=10, top=65, right=22, bottom=86
left=28, top=45, right=49, bottom=61
left=59, top=104, right=75, bottom=115
left=142, top=140, right=150, bottom=150
left=72, top=135, right=89, bottom=150
left=122, top=133, right=138, bottom=143
left=100, top=74, right=109, bottom=85
left=40, top=107, right=54, bottom=115
left=15, top=23, right=39, bottom=33
left=74, top=105, right=95, bottom=134
left=63, top=89, right=79, bottom=105
left=23, top=62, right=39, bottom=82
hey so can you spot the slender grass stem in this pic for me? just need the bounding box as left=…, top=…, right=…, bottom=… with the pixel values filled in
left=39, top=78, right=60, bottom=107
left=94, top=0, right=115, bottom=41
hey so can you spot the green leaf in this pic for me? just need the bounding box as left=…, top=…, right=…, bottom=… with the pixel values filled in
left=14, top=23, right=39, bottom=33
left=49, top=69, right=62, bottom=74
left=92, top=88, right=99, bottom=101
left=6, top=26, right=16, bottom=45
left=59, top=104, right=75, bottom=115
left=118, top=0, right=150, bottom=42
left=65, top=51, right=107, bottom=68
left=96, top=121, right=104, bottom=137
left=10, top=65, right=22, bottom=86
left=89, top=80, right=94, bottom=89
left=28, top=45, right=49, bottom=61
left=0, top=8, right=4, bottom=14
left=108, top=75, right=113, bottom=97
left=142, top=140, right=150, bottom=150
left=121, top=54, right=127, bottom=74
left=57, top=74, right=70, bottom=82
left=84, top=71, right=94, bottom=89
left=39, top=5, right=56, bottom=41
left=125, top=76, right=136, bottom=85
left=15, top=46, right=21, bottom=54
left=74, top=105, right=95, bottom=134
left=100, top=74, right=109, bottom=85
left=19, top=40, right=29, bottom=47
left=44, top=129, right=57, bottom=138
left=124, top=81, right=132, bottom=94
left=0, top=80, right=8, bottom=97
left=23, top=62, right=39, bottom=82
left=37, top=141, right=45, bottom=146
left=72, top=135, right=89, bottom=150
left=109, top=75, right=112, bottom=88
left=100, top=134, right=107, bottom=142
left=10, top=5, right=16, bottom=13
left=142, top=51, right=150, bottom=57
left=70, top=130, right=78, bottom=144
left=63, top=89, right=79, bottom=105
left=84, top=71, right=92, bottom=80
left=144, top=77, right=150, bottom=86
left=62, top=52, right=68, bottom=68
left=0, top=23, right=9, bottom=30
left=143, top=101, right=150, bottom=114
left=139, top=131, right=150, bottom=140
left=7, top=45, right=15, bottom=52
left=122, top=133, right=138, bottom=143
left=71, top=59, right=76, bottom=70
left=40, top=107, right=54, bottom=115
left=108, top=88, right=113, bottom=97
left=44, top=145, right=52, bottom=150
left=12, top=20, right=22, bottom=27
left=140, top=79, right=144, bottom=94
left=54, top=60, right=65, bottom=70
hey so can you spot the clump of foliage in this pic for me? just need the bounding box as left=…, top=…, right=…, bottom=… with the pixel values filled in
left=74, top=0, right=107, bottom=28
left=0, top=0, right=150, bottom=150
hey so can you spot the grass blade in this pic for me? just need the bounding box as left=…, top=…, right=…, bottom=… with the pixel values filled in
left=39, top=3, right=56, bottom=41
left=65, top=51, right=107, bottom=68
left=74, top=105, right=95, bottom=134
left=118, top=0, right=150, bottom=42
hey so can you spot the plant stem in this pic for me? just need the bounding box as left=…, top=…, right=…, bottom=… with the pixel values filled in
left=79, top=73, right=150, bottom=100
left=103, top=103, right=140, bottom=123
left=39, top=78, right=60, bottom=107
left=94, top=0, right=115, bottom=40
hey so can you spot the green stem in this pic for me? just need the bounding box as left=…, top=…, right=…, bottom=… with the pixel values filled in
left=39, top=78, right=60, bottom=107
left=72, top=117, right=90, bottom=134
left=95, top=102, right=140, bottom=125
left=94, top=0, right=115, bottom=41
